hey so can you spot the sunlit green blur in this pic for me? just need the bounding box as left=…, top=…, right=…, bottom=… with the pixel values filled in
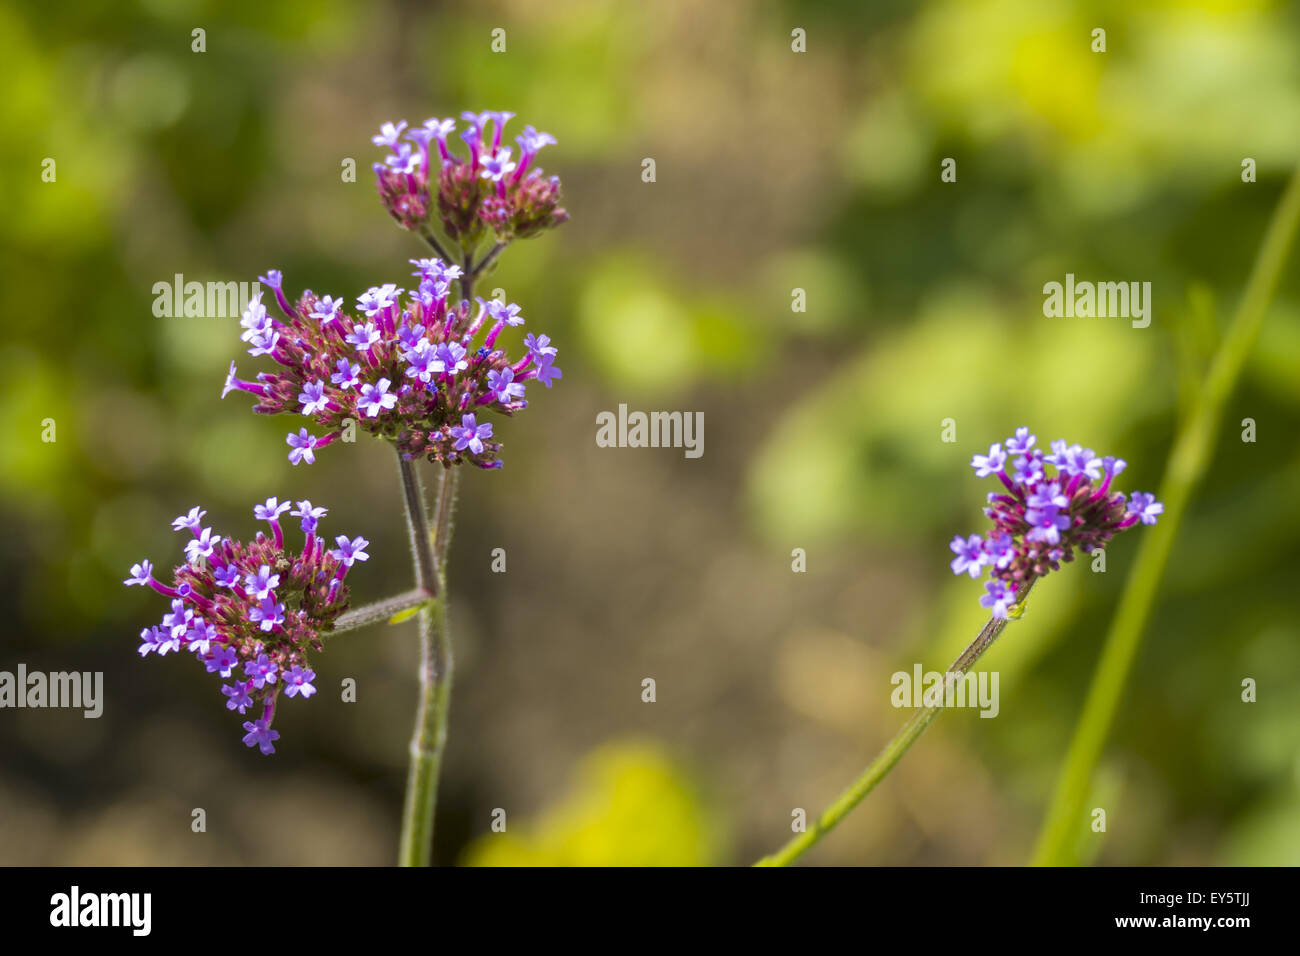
left=1, top=0, right=1297, bottom=866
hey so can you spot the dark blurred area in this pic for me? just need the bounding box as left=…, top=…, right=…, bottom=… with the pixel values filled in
left=1, top=0, right=1298, bottom=865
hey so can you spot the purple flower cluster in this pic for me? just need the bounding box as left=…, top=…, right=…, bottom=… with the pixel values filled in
left=949, top=427, right=1164, bottom=618
left=124, top=500, right=370, bottom=754
left=222, top=263, right=562, bottom=468
left=371, top=112, right=568, bottom=241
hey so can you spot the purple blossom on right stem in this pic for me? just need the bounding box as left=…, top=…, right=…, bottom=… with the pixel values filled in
left=948, top=427, right=1162, bottom=618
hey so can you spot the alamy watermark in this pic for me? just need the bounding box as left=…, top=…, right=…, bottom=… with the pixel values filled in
left=50, top=886, right=150, bottom=936
left=1042, top=273, right=1151, bottom=328
left=152, top=274, right=260, bottom=318
left=595, top=404, right=704, bottom=458
left=891, top=664, right=999, bottom=718
left=0, top=664, right=103, bottom=718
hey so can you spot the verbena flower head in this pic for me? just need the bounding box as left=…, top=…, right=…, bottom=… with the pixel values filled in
left=948, top=427, right=1162, bottom=618
left=124, top=499, right=370, bottom=754
left=222, top=265, right=561, bottom=468
left=371, top=111, right=568, bottom=241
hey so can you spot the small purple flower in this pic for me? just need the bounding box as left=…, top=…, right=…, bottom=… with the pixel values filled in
left=985, top=533, right=1016, bottom=570
left=480, top=148, right=518, bottom=184
left=155, top=629, right=182, bottom=656
left=214, top=565, right=242, bottom=588
left=162, top=599, right=194, bottom=640
left=357, top=284, right=403, bottom=317
left=409, top=257, right=462, bottom=282
left=1005, top=427, right=1036, bottom=457
left=949, top=534, right=989, bottom=578
left=421, top=118, right=456, bottom=152
left=384, top=143, right=420, bottom=174
left=533, top=354, right=562, bottom=388
left=397, top=322, right=427, bottom=351
left=244, top=565, right=281, bottom=600
left=298, top=379, right=329, bottom=416
left=485, top=110, right=516, bottom=142
left=404, top=340, right=440, bottom=384
left=240, top=292, right=270, bottom=341
left=283, top=665, right=317, bottom=699
left=1027, top=482, right=1069, bottom=512
left=124, top=560, right=153, bottom=586
left=1102, top=456, right=1127, bottom=478
left=254, top=497, right=292, bottom=523
left=248, top=597, right=286, bottom=633
left=1025, top=482, right=1072, bottom=544
left=287, top=428, right=318, bottom=465
left=450, top=413, right=493, bottom=455
left=1059, top=444, right=1103, bottom=480
left=358, top=377, right=398, bottom=417
left=246, top=327, right=280, bottom=358
left=244, top=653, right=279, bottom=688
left=979, top=579, right=1019, bottom=620
left=241, top=718, right=280, bottom=756
left=486, top=367, right=525, bottom=403
left=435, top=342, right=468, bottom=375
left=172, top=507, right=206, bottom=534
left=1127, top=491, right=1163, bottom=525
left=184, top=527, right=221, bottom=565
left=371, top=121, right=408, bottom=149
left=291, top=500, right=328, bottom=533
left=971, top=443, right=1007, bottom=478
left=1043, top=439, right=1071, bottom=468
left=137, top=626, right=164, bottom=657
left=221, top=361, right=253, bottom=400
left=205, top=644, right=239, bottom=678
left=330, top=535, right=370, bottom=567
left=187, top=618, right=217, bottom=655
left=523, top=333, right=556, bottom=363
left=223, top=682, right=254, bottom=714
left=331, top=359, right=361, bottom=391
left=1012, top=453, right=1044, bottom=486
left=310, top=295, right=343, bottom=323
left=516, top=125, right=557, bottom=156
left=346, top=322, right=381, bottom=351
left=484, top=299, right=524, bottom=327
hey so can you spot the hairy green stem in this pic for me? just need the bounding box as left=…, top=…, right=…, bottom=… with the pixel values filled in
left=756, top=578, right=1037, bottom=866
left=1032, top=164, right=1300, bottom=865
left=396, top=451, right=456, bottom=867
left=397, top=253, right=474, bottom=866
left=331, top=587, right=433, bottom=634
left=398, top=572, right=452, bottom=866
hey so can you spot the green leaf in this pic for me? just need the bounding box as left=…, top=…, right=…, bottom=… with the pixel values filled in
left=388, top=604, right=428, bottom=626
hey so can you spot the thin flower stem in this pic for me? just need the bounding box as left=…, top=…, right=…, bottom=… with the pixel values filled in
left=471, top=240, right=508, bottom=278
left=418, top=225, right=454, bottom=265
left=398, top=581, right=451, bottom=866
left=397, top=258, right=474, bottom=866
left=1031, top=163, right=1300, bottom=866
left=434, top=467, right=459, bottom=558
left=755, top=578, right=1036, bottom=867
left=396, top=464, right=455, bottom=866
left=397, top=453, right=439, bottom=595
left=330, top=587, right=433, bottom=634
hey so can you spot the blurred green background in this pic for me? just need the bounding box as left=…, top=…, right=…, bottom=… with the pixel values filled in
left=1, top=0, right=1298, bottom=866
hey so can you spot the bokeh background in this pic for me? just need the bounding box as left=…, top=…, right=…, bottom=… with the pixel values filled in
left=2, top=0, right=1299, bottom=866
